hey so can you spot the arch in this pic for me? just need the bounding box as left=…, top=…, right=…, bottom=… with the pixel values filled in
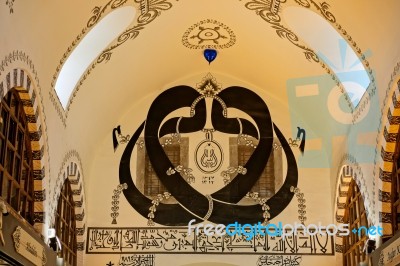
left=49, top=1, right=175, bottom=117
left=335, top=165, right=354, bottom=256
left=54, top=6, right=136, bottom=109
left=335, top=164, right=371, bottom=265
left=0, top=68, right=47, bottom=233
left=377, top=73, right=400, bottom=238
left=282, top=6, right=370, bottom=108
left=242, top=0, right=376, bottom=120
left=55, top=178, right=78, bottom=265
left=51, top=151, right=86, bottom=266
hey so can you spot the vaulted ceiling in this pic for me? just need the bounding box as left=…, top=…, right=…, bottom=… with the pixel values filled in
left=1, top=0, right=399, bottom=192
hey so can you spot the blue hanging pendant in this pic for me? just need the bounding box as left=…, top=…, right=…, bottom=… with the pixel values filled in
left=204, top=49, right=217, bottom=64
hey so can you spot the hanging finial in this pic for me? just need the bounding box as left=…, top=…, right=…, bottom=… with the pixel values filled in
left=203, top=49, right=217, bottom=64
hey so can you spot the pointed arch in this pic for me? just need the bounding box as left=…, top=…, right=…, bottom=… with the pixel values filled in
left=0, top=68, right=48, bottom=233
left=335, top=165, right=354, bottom=255
left=51, top=151, right=86, bottom=266
left=335, top=164, right=370, bottom=265
left=377, top=77, right=400, bottom=238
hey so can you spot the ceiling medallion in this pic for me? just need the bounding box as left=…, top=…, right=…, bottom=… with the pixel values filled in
left=182, top=19, right=236, bottom=50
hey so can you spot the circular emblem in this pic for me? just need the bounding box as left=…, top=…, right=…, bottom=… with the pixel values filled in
left=182, top=19, right=236, bottom=50
left=195, top=139, right=223, bottom=174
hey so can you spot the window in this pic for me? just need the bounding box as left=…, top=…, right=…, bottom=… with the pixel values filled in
left=55, top=179, right=77, bottom=266
left=54, top=6, right=136, bottom=109
left=343, top=180, right=368, bottom=266
left=0, top=89, right=34, bottom=224
left=229, top=136, right=281, bottom=199
left=144, top=144, right=180, bottom=197
left=136, top=137, right=188, bottom=199
left=238, top=142, right=275, bottom=198
left=391, top=139, right=400, bottom=233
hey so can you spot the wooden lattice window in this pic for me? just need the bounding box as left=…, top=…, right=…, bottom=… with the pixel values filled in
left=0, top=89, right=34, bottom=224
left=55, top=179, right=77, bottom=266
left=391, top=139, right=400, bottom=234
left=144, top=144, right=180, bottom=197
left=238, top=144, right=275, bottom=198
left=343, top=180, right=368, bottom=266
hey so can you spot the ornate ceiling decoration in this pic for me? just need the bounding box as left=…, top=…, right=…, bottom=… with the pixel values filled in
left=182, top=19, right=236, bottom=50
left=242, top=0, right=376, bottom=122
left=50, top=0, right=175, bottom=120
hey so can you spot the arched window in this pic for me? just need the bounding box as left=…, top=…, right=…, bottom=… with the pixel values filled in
left=54, top=6, right=136, bottom=109
left=55, top=179, right=77, bottom=266
left=0, top=89, right=34, bottom=224
left=391, top=137, right=400, bottom=234
left=343, top=180, right=368, bottom=266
